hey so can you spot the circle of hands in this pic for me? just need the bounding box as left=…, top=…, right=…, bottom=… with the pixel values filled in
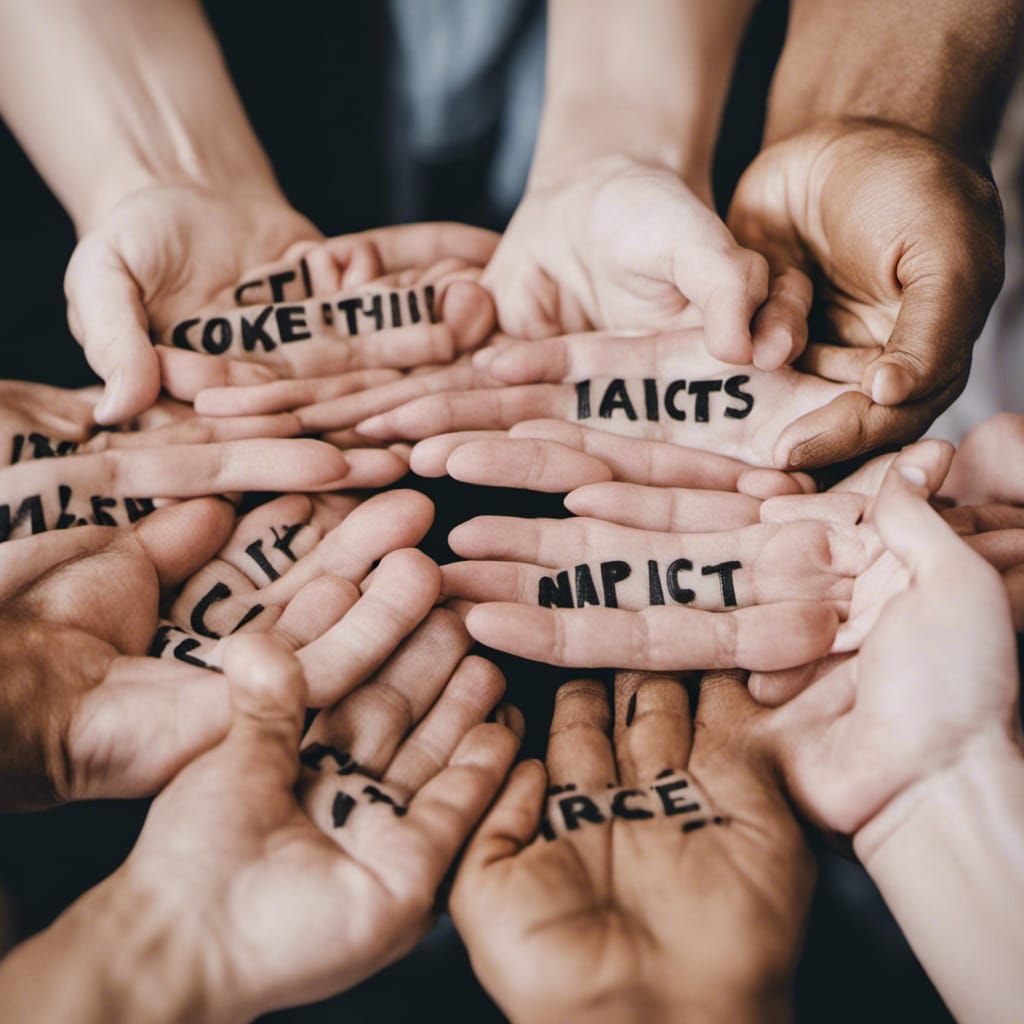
left=1, top=150, right=1022, bottom=1024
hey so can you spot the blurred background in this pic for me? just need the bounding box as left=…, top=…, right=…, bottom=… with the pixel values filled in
left=2, top=1, right=1021, bottom=1020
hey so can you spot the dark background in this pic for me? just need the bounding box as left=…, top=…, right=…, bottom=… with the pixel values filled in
left=0, top=2, right=957, bottom=1021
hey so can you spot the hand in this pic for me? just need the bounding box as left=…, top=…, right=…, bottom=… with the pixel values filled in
left=484, top=155, right=786, bottom=363
left=0, top=634, right=520, bottom=1022
left=65, top=184, right=322, bottom=423
left=0, top=484, right=437, bottom=809
left=729, top=118, right=1004, bottom=469
left=451, top=670, right=815, bottom=1024
left=355, top=331, right=854, bottom=470
left=757, top=441, right=1020, bottom=849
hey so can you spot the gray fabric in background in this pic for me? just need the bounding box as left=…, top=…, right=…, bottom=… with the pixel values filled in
left=387, top=0, right=544, bottom=220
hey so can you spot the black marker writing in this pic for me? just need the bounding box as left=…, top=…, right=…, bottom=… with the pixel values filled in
left=538, top=772, right=725, bottom=840
left=575, top=376, right=755, bottom=423
left=538, top=558, right=743, bottom=609
left=0, top=487, right=158, bottom=542
left=171, top=286, right=438, bottom=356
left=10, top=433, right=79, bottom=464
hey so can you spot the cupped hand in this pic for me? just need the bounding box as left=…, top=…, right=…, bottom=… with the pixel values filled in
left=0, top=484, right=438, bottom=809
left=65, top=184, right=321, bottom=423
left=89, top=633, right=520, bottom=1021
left=451, top=669, right=814, bottom=1024
left=729, top=118, right=1004, bottom=469
left=755, top=442, right=1020, bottom=849
left=483, top=155, right=790, bottom=366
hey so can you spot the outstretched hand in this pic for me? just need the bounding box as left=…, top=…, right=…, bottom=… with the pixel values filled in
left=452, top=669, right=814, bottom=1024
left=0, top=634, right=521, bottom=1023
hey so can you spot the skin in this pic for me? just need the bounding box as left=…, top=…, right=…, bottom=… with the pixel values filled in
left=355, top=331, right=854, bottom=469
left=0, top=432, right=389, bottom=541
left=0, top=485, right=438, bottom=810
left=728, top=120, right=1005, bottom=469
left=484, top=0, right=806, bottom=363
left=748, top=445, right=1024, bottom=1022
left=160, top=243, right=497, bottom=385
left=451, top=669, right=815, bottom=1024
left=0, top=635, right=522, bottom=1023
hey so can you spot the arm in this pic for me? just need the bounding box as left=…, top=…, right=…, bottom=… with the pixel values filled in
left=0, top=0, right=314, bottom=423
left=0, top=874, right=211, bottom=1024
left=765, top=0, right=1024, bottom=155
left=856, top=741, right=1024, bottom=1024
left=534, top=0, right=757, bottom=201
left=485, top=0, right=796, bottom=362
left=0, top=0, right=280, bottom=232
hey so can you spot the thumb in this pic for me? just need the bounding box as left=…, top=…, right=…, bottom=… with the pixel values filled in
left=868, top=440, right=962, bottom=578
left=682, top=240, right=769, bottom=366
left=65, top=241, right=162, bottom=424
left=860, top=264, right=989, bottom=407
left=219, top=635, right=308, bottom=786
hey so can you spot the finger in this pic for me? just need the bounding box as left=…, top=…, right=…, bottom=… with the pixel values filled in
left=294, top=363, right=488, bottom=434
left=445, top=438, right=614, bottom=492
left=964, top=529, right=1024, bottom=572
left=1005, top=564, right=1024, bottom=631
left=695, top=252, right=768, bottom=365
left=272, top=575, right=362, bottom=650
left=298, top=548, right=441, bottom=705
left=0, top=440, right=350, bottom=506
left=737, top=469, right=815, bottom=499
left=613, top=671, right=692, bottom=784
left=157, top=347, right=279, bottom=403
left=565, top=483, right=761, bottom=531
left=217, top=635, right=307, bottom=786
left=869, top=441, right=988, bottom=581
left=452, top=759, right=547, bottom=877
left=760, top=492, right=867, bottom=526
left=356, top=385, right=572, bottom=441
left=65, top=241, right=161, bottom=424
left=546, top=679, right=616, bottom=789
left=466, top=601, right=839, bottom=671
left=693, top=669, right=760, bottom=736
left=409, top=431, right=511, bottom=477
left=397, top=721, right=521, bottom=894
left=750, top=266, right=813, bottom=371
left=383, top=656, right=508, bottom=796
left=192, top=369, right=402, bottom=417
left=511, top=422, right=753, bottom=490
left=132, top=498, right=235, bottom=588
left=800, top=343, right=882, bottom=384
left=333, top=448, right=410, bottom=489
left=941, top=503, right=1024, bottom=536
left=307, top=608, right=472, bottom=777
left=774, top=383, right=961, bottom=470
left=861, top=261, right=994, bottom=406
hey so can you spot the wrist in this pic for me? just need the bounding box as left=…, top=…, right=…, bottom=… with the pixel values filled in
left=3, top=868, right=230, bottom=1024
left=530, top=97, right=714, bottom=200
left=855, top=731, right=1024, bottom=868
left=75, top=152, right=283, bottom=235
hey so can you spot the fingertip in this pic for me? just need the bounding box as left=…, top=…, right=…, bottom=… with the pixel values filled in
left=93, top=354, right=161, bottom=425
left=440, top=279, right=496, bottom=350
left=222, top=633, right=308, bottom=717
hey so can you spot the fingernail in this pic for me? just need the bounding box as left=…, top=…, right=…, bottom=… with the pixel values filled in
left=495, top=704, right=525, bottom=739
left=94, top=369, right=124, bottom=423
left=898, top=465, right=928, bottom=486
left=870, top=365, right=912, bottom=406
